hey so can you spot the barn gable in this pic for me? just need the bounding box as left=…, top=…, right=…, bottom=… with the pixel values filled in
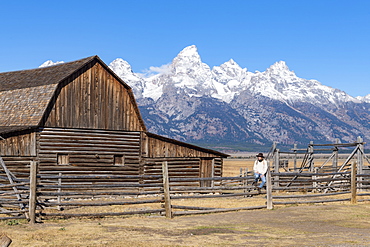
left=0, top=56, right=146, bottom=132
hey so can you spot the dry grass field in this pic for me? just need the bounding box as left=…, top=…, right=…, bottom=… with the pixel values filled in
left=222, top=158, right=255, bottom=177
left=1, top=158, right=370, bottom=246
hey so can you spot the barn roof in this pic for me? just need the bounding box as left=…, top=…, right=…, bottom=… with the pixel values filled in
left=0, top=55, right=145, bottom=130
left=0, top=56, right=95, bottom=92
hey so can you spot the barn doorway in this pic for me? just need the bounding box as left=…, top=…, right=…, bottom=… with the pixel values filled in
left=200, top=158, right=214, bottom=187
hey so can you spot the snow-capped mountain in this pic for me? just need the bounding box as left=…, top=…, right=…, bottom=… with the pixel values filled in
left=107, top=45, right=370, bottom=149
left=356, top=94, right=370, bottom=103
left=39, top=60, right=64, bottom=67
left=40, top=45, right=370, bottom=150
left=109, top=45, right=360, bottom=107
left=109, top=58, right=145, bottom=99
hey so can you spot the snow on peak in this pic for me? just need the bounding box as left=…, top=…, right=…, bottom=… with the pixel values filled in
left=266, top=61, right=296, bottom=77
left=34, top=46, right=356, bottom=107
left=171, top=45, right=209, bottom=74
left=109, top=58, right=134, bottom=78
left=176, top=45, right=199, bottom=58
left=166, top=45, right=213, bottom=92
left=39, top=60, right=64, bottom=68
left=356, top=94, right=370, bottom=103
left=216, top=59, right=246, bottom=75
left=108, top=58, right=145, bottom=99
left=270, top=61, right=289, bottom=70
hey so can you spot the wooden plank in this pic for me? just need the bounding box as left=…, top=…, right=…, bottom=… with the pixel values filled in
left=42, top=198, right=162, bottom=207
left=351, top=162, right=357, bottom=204
left=29, top=161, right=38, bottom=224
left=0, top=156, right=26, bottom=212
left=162, top=161, right=172, bottom=218
left=172, top=206, right=266, bottom=216
left=273, top=198, right=350, bottom=205
left=41, top=209, right=164, bottom=218
left=0, top=234, right=12, bottom=247
left=266, top=162, right=273, bottom=209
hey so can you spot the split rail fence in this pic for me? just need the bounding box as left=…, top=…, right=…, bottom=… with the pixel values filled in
left=1, top=160, right=369, bottom=223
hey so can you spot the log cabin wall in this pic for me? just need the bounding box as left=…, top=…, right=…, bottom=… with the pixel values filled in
left=0, top=131, right=36, bottom=157
left=38, top=127, right=141, bottom=176
left=211, top=158, right=223, bottom=177
left=44, top=61, right=144, bottom=132
left=143, top=133, right=220, bottom=158
left=142, top=157, right=223, bottom=188
left=0, top=130, right=37, bottom=190
left=143, top=158, right=202, bottom=187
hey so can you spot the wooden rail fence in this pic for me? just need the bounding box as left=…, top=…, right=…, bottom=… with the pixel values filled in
left=1, top=160, right=370, bottom=222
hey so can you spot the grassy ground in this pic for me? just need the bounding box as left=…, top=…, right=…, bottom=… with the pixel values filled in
left=1, top=203, right=370, bottom=246
left=1, top=158, right=370, bottom=246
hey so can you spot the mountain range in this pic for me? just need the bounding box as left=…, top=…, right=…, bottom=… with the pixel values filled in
left=41, top=46, right=370, bottom=151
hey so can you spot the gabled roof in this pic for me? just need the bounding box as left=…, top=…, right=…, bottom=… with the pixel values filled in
left=0, top=56, right=96, bottom=92
left=0, top=56, right=146, bottom=131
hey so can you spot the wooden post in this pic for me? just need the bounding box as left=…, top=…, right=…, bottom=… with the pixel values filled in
left=351, top=162, right=357, bottom=204
left=239, top=167, right=243, bottom=187
left=308, top=141, right=314, bottom=172
left=243, top=168, right=248, bottom=198
left=266, top=161, right=273, bottom=210
left=332, top=139, right=339, bottom=169
left=357, top=136, right=364, bottom=191
left=29, top=161, right=38, bottom=224
left=293, top=144, right=297, bottom=171
left=211, top=159, right=215, bottom=188
left=58, top=172, right=62, bottom=210
left=161, top=161, right=172, bottom=218
left=313, top=167, right=319, bottom=192
left=274, top=148, right=280, bottom=188
left=0, top=233, right=12, bottom=247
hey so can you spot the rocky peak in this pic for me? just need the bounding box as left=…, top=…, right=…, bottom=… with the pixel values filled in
left=171, top=45, right=211, bottom=75
left=265, top=61, right=297, bottom=78
left=212, top=59, right=247, bottom=80
left=109, top=58, right=134, bottom=77
left=108, top=58, right=144, bottom=98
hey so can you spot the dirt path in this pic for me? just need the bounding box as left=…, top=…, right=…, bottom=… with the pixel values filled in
left=2, top=203, right=370, bottom=246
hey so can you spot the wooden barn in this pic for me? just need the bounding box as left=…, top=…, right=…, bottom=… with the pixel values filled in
left=0, top=56, right=228, bottom=189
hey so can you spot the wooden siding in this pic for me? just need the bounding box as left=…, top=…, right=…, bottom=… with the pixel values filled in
left=143, top=134, right=220, bottom=158
left=38, top=128, right=141, bottom=175
left=44, top=62, right=144, bottom=131
left=200, top=158, right=223, bottom=186
left=143, top=157, right=223, bottom=187
left=143, top=158, right=201, bottom=187
left=0, top=132, right=36, bottom=156
left=213, top=158, right=223, bottom=177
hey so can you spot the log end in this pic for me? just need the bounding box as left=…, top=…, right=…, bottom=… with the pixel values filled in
left=0, top=233, right=12, bottom=247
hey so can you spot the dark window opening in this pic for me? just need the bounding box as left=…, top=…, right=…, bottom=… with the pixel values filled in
left=114, top=155, right=124, bottom=166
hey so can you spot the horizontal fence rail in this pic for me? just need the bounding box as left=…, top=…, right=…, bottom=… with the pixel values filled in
left=1, top=160, right=370, bottom=222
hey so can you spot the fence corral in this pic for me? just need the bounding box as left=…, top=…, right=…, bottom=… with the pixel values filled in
left=268, top=137, right=370, bottom=205
left=1, top=138, right=370, bottom=222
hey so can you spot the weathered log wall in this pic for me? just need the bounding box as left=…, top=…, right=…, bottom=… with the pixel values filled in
left=142, top=133, right=223, bottom=158
left=38, top=127, right=142, bottom=175
left=0, top=131, right=36, bottom=156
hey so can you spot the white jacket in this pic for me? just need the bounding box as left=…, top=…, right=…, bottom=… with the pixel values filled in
left=253, top=159, right=268, bottom=174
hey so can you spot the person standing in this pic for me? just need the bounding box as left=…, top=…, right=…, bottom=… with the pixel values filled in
left=253, top=153, right=268, bottom=190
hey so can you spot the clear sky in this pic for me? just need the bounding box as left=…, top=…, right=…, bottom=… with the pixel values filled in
left=1, top=0, right=369, bottom=97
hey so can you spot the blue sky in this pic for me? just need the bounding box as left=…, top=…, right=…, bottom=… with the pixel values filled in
left=1, top=0, right=369, bottom=97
